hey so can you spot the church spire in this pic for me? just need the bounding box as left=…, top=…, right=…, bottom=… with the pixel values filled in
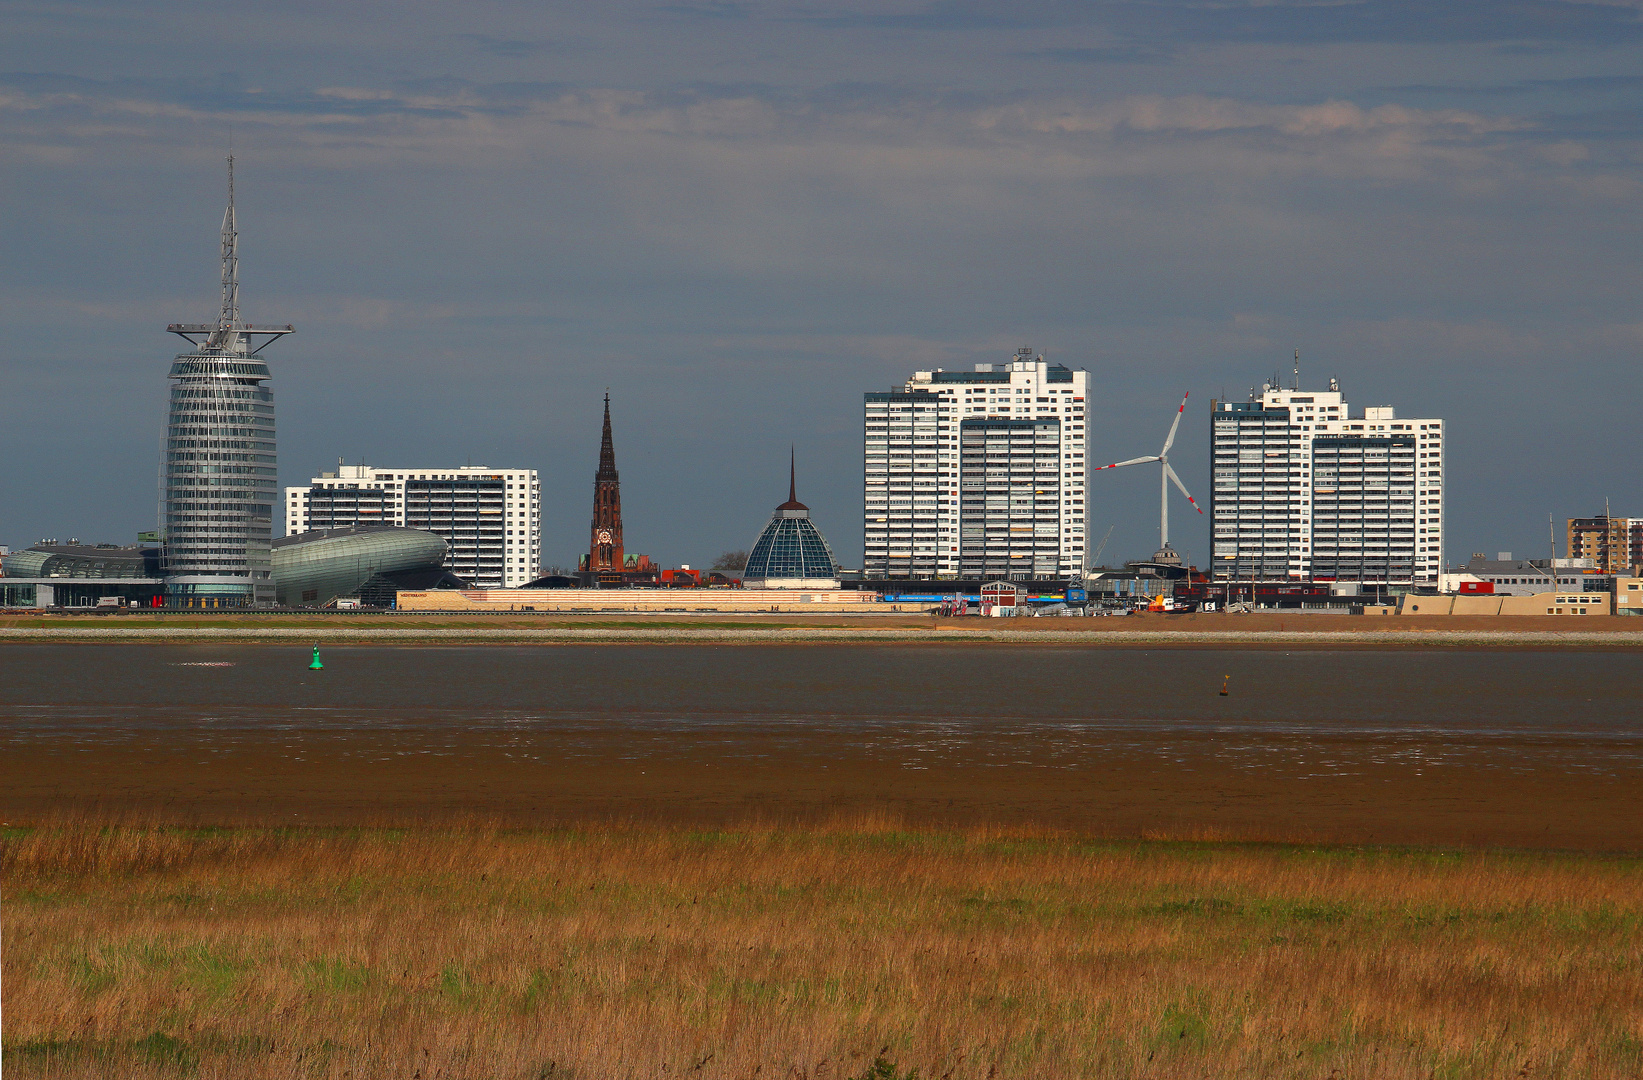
left=597, top=391, right=618, bottom=480
left=587, top=393, right=625, bottom=573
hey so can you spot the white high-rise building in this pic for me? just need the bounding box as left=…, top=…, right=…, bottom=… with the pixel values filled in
left=864, top=347, right=1090, bottom=579
left=1210, top=380, right=1444, bottom=585
left=285, top=464, right=541, bottom=588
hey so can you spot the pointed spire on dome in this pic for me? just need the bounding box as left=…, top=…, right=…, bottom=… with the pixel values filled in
left=746, top=443, right=838, bottom=581
left=777, top=445, right=808, bottom=512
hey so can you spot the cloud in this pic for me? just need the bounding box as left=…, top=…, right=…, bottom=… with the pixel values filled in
left=661, top=1, right=754, bottom=19
left=0, top=72, right=1549, bottom=175
left=1025, top=44, right=1178, bottom=65
left=456, top=34, right=560, bottom=58
left=793, top=0, right=1643, bottom=46
left=2, top=2, right=1642, bottom=566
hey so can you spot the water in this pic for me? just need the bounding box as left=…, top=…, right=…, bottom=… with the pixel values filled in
left=4, top=645, right=1641, bottom=778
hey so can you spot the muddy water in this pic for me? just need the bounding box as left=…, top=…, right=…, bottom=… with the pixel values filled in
left=3, top=645, right=1640, bottom=846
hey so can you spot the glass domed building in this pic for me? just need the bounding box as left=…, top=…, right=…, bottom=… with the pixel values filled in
left=743, top=453, right=840, bottom=587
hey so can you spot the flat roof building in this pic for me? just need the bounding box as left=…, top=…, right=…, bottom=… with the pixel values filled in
left=1211, top=379, right=1444, bottom=586
left=0, top=542, right=165, bottom=608
left=286, top=464, right=541, bottom=589
left=1567, top=515, right=1642, bottom=575
left=865, top=347, right=1089, bottom=580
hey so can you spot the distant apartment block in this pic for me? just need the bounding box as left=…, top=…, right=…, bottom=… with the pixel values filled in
left=1211, top=381, right=1444, bottom=585
left=1567, top=515, right=1642, bottom=574
left=865, top=347, right=1089, bottom=579
left=285, top=465, right=540, bottom=588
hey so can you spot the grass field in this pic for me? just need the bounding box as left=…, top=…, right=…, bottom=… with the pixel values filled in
left=4, top=820, right=1641, bottom=1079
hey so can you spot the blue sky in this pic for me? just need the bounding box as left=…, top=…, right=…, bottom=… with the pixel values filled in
left=3, top=0, right=1641, bottom=569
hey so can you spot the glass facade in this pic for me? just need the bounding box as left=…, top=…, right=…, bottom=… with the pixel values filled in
left=745, top=514, right=839, bottom=580
left=162, top=353, right=277, bottom=605
left=271, top=527, right=448, bottom=607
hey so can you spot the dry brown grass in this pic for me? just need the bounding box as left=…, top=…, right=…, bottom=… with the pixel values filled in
left=3, top=817, right=1642, bottom=1079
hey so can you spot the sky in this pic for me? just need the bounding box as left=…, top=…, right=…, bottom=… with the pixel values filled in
left=2, top=0, right=1641, bottom=570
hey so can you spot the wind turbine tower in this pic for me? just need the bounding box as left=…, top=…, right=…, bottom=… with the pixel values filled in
left=1095, top=392, right=1203, bottom=567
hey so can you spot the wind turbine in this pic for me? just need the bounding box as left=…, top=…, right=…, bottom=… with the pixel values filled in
left=1095, top=392, right=1202, bottom=563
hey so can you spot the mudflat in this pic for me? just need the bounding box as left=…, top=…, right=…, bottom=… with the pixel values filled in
left=3, top=644, right=1638, bottom=849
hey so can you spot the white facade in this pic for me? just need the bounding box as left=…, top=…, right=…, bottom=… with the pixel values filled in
left=1211, top=383, right=1443, bottom=585
left=865, top=348, right=1089, bottom=579
left=285, top=464, right=541, bottom=588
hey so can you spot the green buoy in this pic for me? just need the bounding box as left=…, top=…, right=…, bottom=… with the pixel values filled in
left=309, top=645, right=324, bottom=670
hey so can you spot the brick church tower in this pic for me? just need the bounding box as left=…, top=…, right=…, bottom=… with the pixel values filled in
left=587, top=393, right=624, bottom=574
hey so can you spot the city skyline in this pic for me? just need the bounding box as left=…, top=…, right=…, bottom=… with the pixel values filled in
left=3, top=2, right=1642, bottom=569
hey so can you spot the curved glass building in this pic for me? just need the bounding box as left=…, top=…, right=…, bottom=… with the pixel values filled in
left=161, top=157, right=291, bottom=606
left=272, top=527, right=452, bottom=607
left=744, top=453, right=839, bottom=584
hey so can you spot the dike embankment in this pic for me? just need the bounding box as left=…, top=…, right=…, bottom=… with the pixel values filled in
left=2, top=611, right=1642, bottom=646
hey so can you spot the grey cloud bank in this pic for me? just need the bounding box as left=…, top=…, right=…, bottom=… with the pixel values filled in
left=2, top=0, right=1640, bottom=571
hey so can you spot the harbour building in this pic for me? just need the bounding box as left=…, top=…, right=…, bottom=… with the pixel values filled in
left=742, top=452, right=840, bottom=587
left=162, top=157, right=291, bottom=606
left=864, top=348, right=1090, bottom=580
left=285, top=464, right=541, bottom=588
left=1210, top=379, right=1444, bottom=586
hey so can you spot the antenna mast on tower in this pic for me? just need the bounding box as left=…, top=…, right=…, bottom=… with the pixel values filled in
left=203, top=156, right=240, bottom=351
left=168, top=157, right=293, bottom=355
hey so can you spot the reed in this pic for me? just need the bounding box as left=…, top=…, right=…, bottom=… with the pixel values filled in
left=3, top=818, right=1641, bottom=1078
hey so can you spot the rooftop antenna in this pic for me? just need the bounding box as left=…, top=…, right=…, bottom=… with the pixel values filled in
left=1293, top=349, right=1300, bottom=390
left=167, top=157, right=293, bottom=356
left=1549, top=512, right=1558, bottom=584
left=204, top=155, right=239, bottom=351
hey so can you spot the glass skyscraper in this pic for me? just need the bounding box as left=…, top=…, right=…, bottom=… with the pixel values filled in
left=161, top=157, right=292, bottom=606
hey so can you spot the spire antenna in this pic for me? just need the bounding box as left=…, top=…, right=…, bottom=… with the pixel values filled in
left=215, top=155, right=239, bottom=342
left=167, top=158, right=293, bottom=354
left=789, top=445, right=797, bottom=504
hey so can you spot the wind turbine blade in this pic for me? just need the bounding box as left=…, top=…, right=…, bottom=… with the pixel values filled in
left=1160, top=391, right=1190, bottom=456
left=1095, top=456, right=1160, bottom=471
left=1164, top=463, right=1204, bottom=514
